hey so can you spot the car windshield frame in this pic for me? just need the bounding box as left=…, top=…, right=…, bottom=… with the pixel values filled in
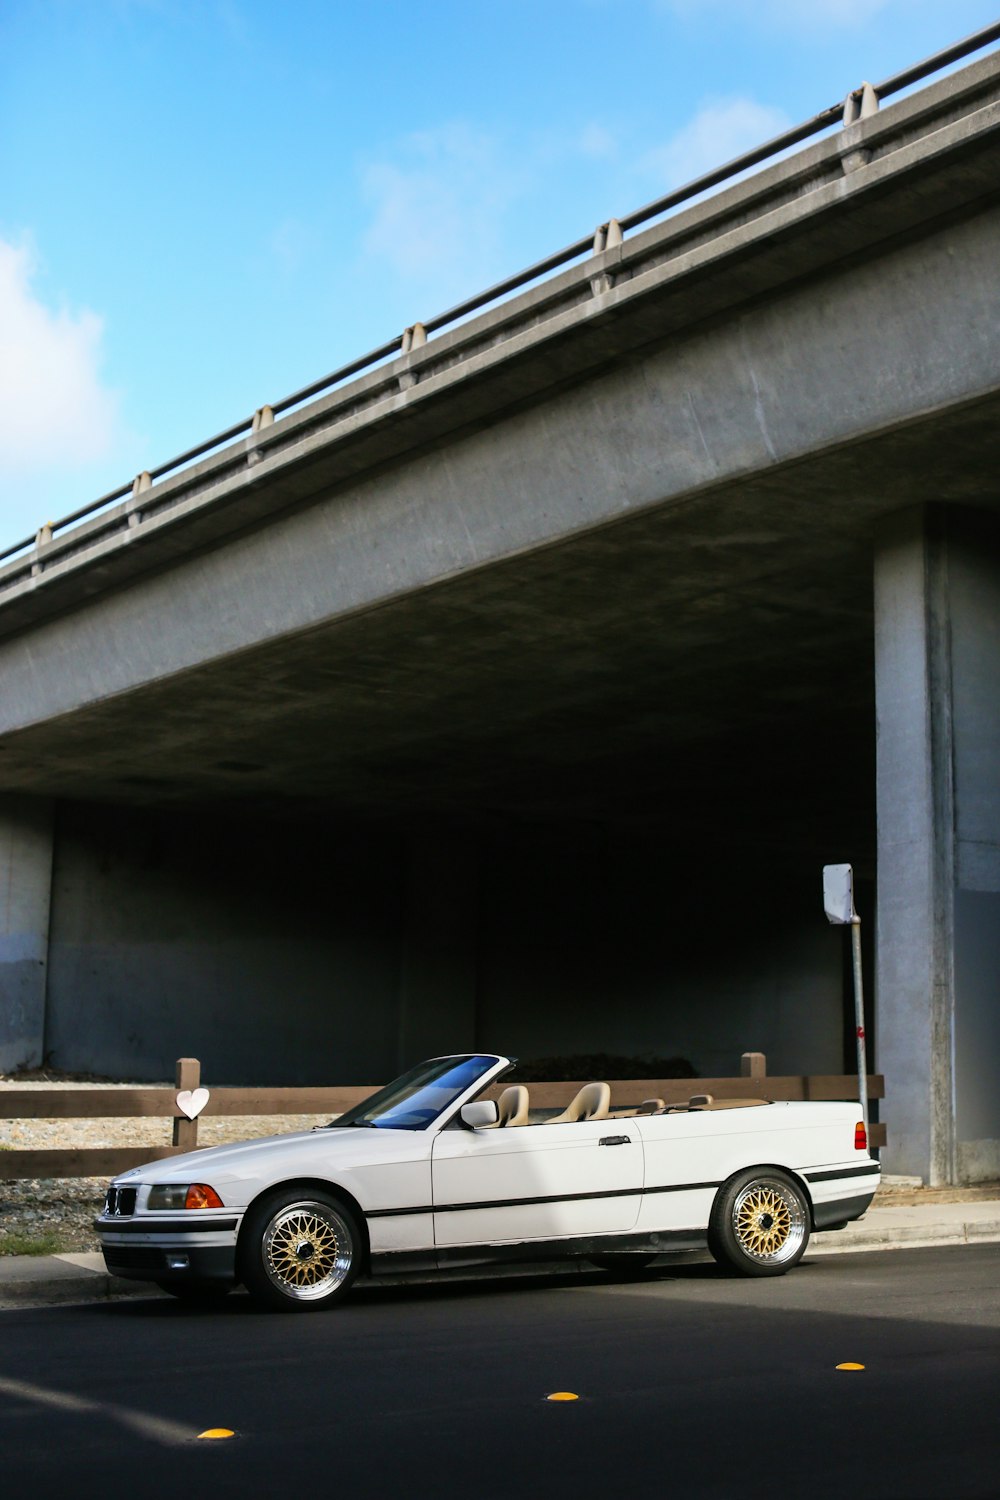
left=329, top=1054, right=508, bottom=1132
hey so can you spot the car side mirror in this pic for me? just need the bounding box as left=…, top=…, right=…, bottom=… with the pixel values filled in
left=460, top=1100, right=499, bottom=1129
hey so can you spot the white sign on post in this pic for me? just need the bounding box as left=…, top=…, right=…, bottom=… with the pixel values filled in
left=823, top=863, right=856, bottom=926
left=822, top=860, right=869, bottom=1139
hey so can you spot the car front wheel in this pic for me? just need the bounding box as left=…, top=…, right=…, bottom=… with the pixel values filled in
left=238, top=1190, right=362, bottom=1311
left=708, top=1168, right=810, bottom=1277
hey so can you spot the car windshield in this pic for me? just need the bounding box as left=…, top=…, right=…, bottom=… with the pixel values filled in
left=330, top=1054, right=502, bottom=1131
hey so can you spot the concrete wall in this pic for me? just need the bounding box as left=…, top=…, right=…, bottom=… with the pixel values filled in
left=476, top=827, right=845, bottom=1078
left=876, top=506, right=1000, bottom=1183
left=0, top=794, right=54, bottom=1071
left=44, top=804, right=404, bottom=1084
left=35, top=802, right=847, bottom=1087
left=949, top=517, right=1000, bottom=1181
left=396, top=834, right=479, bottom=1068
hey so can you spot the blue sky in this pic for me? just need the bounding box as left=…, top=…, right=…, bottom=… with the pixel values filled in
left=2, top=0, right=998, bottom=551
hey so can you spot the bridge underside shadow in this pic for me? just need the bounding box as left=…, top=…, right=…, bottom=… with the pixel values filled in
left=0, top=402, right=900, bottom=1095
left=0, top=406, right=902, bottom=1096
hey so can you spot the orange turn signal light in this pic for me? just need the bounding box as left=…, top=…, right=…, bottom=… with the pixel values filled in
left=854, top=1122, right=867, bottom=1151
left=185, top=1183, right=224, bottom=1210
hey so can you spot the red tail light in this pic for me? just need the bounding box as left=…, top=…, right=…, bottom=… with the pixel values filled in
left=854, top=1121, right=868, bottom=1151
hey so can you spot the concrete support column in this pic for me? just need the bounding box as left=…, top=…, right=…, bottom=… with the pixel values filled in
left=396, top=834, right=479, bottom=1069
left=0, top=794, right=55, bottom=1072
left=875, top=506, right=1000, bottom=1183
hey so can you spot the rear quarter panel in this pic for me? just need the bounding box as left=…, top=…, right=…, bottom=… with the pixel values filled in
left=635, top=1102, right=869, bottom=1233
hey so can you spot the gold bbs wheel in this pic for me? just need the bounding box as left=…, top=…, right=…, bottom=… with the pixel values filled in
left=241, top=1192, right=361, bottom=1309
left=709, top=1170, right=810, bottom=1277
left=733, top=1181, right=802, bottom=1262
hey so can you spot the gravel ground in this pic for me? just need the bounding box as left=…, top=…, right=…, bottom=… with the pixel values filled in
left=0, top=1077, right=330, bottom=1254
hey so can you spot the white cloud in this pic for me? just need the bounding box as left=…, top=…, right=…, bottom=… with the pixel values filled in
left=641, top=96, right=792, bottom=190
left=360, top=123, right=526, bottom=291
left=0, top=237, right=121, bottom=476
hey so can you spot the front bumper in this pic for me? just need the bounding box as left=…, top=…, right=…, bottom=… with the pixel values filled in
left=95, top=1213, right=241, bottom=1284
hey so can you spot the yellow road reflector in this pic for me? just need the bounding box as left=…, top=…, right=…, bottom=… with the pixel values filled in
left=836, top=1363, right=866, bottom=1371
left=197, top=1428, right=236, bottom=1439
left=547, top=1392, right=579, bottom=1401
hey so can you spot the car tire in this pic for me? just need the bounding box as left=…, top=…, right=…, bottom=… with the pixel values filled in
left=154, top=1278, right=234, bottom=1304
left=708, top=1168, right=810, bottom=1277
left=238, top=1189, right=363, bottom=1312
left=590, top=1254, right=657, bottom=1274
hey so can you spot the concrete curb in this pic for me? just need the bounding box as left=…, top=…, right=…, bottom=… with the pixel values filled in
left=810, top=1198, right=1000, bottom=1256
left=0, top=1252, right=157, bottom=1308
left=3, top=1210, right=999, bottom=1309
left=811, top=1220, right=1000, bottom=1254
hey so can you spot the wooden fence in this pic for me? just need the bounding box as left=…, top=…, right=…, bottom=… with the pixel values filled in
left=0, top=1052, right=885, bottom=1180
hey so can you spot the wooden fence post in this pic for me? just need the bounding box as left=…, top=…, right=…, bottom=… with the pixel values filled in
left=741, top=1051, right=766, bottom=1081
left=173, top=1057, right=201, bottom=1152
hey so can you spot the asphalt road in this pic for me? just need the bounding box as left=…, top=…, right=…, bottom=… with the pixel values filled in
left=1, top=1246, right=998, bottom=1500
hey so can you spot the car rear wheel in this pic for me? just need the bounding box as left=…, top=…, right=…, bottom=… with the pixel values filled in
left=708, top=1168, right=809, bottom=1277
left=238, top=1189, right=362, bottom=1311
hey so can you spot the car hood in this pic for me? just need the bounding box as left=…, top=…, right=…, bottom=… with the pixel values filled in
left=114, top=1125, right=430, bottom=1187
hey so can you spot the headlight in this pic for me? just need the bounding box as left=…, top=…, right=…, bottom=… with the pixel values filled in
left=147, top=1183, right=224, bottom=1210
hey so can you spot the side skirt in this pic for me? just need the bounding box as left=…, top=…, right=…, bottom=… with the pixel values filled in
left=369, top=1228, right=708, bottom=1277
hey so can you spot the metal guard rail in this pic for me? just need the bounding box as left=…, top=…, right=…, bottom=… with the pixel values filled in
left=2, top=18, right=999, bottom=570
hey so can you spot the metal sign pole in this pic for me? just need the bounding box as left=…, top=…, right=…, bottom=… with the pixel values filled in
left=850, top=916, right=869, bottom=1138
left=823, top=863, right=869, bottom=1139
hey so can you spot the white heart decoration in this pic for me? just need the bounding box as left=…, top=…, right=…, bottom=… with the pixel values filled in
left=176, top=1087, right=211, bottom=1120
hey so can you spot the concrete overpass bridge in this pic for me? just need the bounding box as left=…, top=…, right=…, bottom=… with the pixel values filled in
left=2, top=42, right=999, bottom=1183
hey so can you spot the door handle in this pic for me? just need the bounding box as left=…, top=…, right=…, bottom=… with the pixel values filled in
left=599, top=1135, right=630, bottom=1146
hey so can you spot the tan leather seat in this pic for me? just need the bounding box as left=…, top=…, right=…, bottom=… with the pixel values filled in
left=495, top=1084, right=530, bottom=1127
left=611, top=1098, right=665, bottom=1117
left=545, top=1081, right=611, bottom=1124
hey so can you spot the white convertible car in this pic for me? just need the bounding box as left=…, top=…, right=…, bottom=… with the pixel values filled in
left=96, top=1053, right=879, bottom=1310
